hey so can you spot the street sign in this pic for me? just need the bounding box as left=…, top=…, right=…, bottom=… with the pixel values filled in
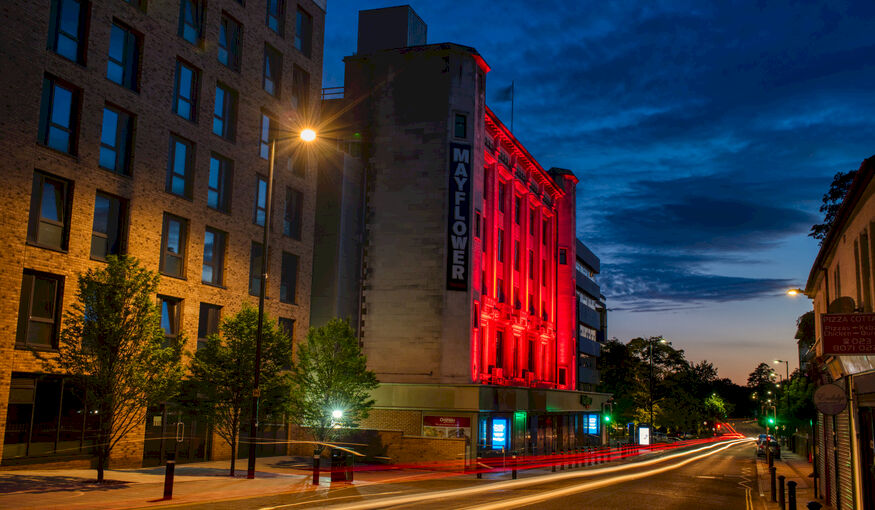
left=814, top=383, right=847, bottom=415
left=821, top=313, right=875, bottom=355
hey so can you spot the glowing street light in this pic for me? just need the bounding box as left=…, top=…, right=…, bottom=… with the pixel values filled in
left=774, top=359, right=789, bottom=380
left=300, top=128, right=317, bottom=142
left=786, top=288, right=803, bottom=296
left=331, top=409, right=343, bottom=420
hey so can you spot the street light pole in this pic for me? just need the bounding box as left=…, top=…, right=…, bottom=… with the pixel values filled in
left=247, top=139, right=276, bottom=479
left=649, top=340, right=654, bottom=435
left=774, top=359, right=789, bottom=381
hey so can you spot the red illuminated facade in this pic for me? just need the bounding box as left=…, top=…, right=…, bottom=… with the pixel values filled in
left=473, top=108, right=578, bottom=390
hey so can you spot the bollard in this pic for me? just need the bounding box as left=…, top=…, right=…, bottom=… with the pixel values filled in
left=768, top=447, right=774, bottom=468
left=806, top=501, right=822, bottom=510
left=778, top=475, right=786, bottom=510
left=770, top=466, right=777, bottom=502
left=163, top=460, right=175, bottom=500
left=476, top=456, right=482, bottom=479
left=346, top=452, right=355, bottom=483
left=787, top=481, right=797, bottom=510
left=552, top=451, right=556, bottom=472
left=512, top=454, right=517, bottom=479
left=312, top=452, right=321, bottom=486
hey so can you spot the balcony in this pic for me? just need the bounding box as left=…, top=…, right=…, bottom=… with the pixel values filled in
left=578, top=337, right=600, bottom=357
left=576, top=271, right=600, bottom=299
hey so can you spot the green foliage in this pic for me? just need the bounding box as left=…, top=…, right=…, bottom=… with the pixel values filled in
left=288, top=319, right=378, bottom=453
left=52, top=256, right=183, bottom=482
left=186, top=303, right=292, bottom=476
left=809, top=169, right=858, bottom=243
left=747, top=362, right=778, bottom=393
left=775, top=373, right=816, bottom=432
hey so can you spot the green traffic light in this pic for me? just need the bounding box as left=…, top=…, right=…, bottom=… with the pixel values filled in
left=768, top=417, right=775, bottom=424
left=603, top=415, right=611, bottom=423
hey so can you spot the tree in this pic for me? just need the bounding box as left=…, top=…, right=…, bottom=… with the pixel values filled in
left=288, top=319, right=378, bottom=456
left=809, top=169, right=858, bottom=243
left=747, top=362, right=777, bottom=392
left=52, top=256, right=183, bottom=482
left=795, top=311, right=815, bottom=350
left=186, top=304, right=293, bottom=476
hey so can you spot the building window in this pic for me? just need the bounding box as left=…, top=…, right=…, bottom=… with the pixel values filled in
left=99, top=105, right=133, bottom=174
left=254, top=175, right=268, bottom=226
left=514, top=196, right=521, bottom=224
left=48, top=0, right=88, bottom=64
left=529, top=210, right=535, bottom=236
left=495, top=331, right=504, bottom=369
left=514, top=241, right=520, bottom=271
left=542, top=260, right=546, bottom=286
left=280, top=252, right=298, bottom=304
left=201, top=227, right=225, bottom=286
left=294, top=7, right=312, bottom=57
left=212, top=83, right=237, bottom=140
left=481, top=270, right=488, bottom=296
left=475, top=211, right=481, bottom=238
left=291, top=65, right=309, bottom=111
left=17, top=271, right=64, bottom=349
left=528, top=293, right=535, bottom=314
left=207, top=154, right=232, bottom=212
left=218, top=14, right=242, bottom=71
left=249, top=241, right=263, bottom=296
left=278, top=317, right=294, bottom=341
left=90, top=192, right=126, bottom=260
left=527, top=339, right=535, bottom=372
left=197, top=303, right=221, bottom=350
left=498, top=182, right=506, bottom=213
left=158, top=296, right=181, bottom=342
left=266, top=0, right=284, bottom=36
left=263, top=45, right=282, bottom=97
left=28, top=172, right=72, bottom=251
left=284, top=187, right=303, bottom=239
left=178, top=0, right=204, bottom=45
left=173, top=61, right=199, bottom=121
left=39, top=76, right=79, bottom=155
left=497, top=229, right=504, bottom=262
left=559, top=248, right=567, bottom=265
left=454, top=113, right=467, bottom=138
left=528, top=250, right=534, bottom=279
left=513, top=286, right=521, bottom=309
left=498, top=278, right=505, bottom=303
left=542, top=219, right=549, bottom=245
left=160, top=213, right=187, bottom=278
left=107, top=21, right=140, bottom=90
left=260, top=113, right=272, bottom=159
left=166, top=135, right=194, bottom=198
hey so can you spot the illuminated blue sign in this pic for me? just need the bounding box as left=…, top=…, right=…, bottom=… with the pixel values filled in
left=588, top=415, right=598, bottom=434
left=492, top=418, right=508, bottom=449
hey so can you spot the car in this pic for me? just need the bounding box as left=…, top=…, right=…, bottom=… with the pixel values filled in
left=755, top=434, right=781, bottom=459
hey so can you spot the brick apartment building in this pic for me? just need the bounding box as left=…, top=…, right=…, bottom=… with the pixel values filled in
left=0, top=0, right=324, bottom=468
left=311, top=6, right=610, bottom=462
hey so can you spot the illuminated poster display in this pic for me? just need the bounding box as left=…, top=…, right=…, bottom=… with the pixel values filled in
left=491, top=418, right=508, bottom=449
left=587, top=415, right=598, bottom=434
left=638, top=426, right=651, bottom=445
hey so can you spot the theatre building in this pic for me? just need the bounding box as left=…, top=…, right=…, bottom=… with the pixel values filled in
left=311, top=6, right=610, bottom=462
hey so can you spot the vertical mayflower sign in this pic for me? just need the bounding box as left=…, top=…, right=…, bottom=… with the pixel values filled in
left=447, top=142, right=471, bottom=290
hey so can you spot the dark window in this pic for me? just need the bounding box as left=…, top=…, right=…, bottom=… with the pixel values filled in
left=178, top=0, right=204, bottom=45
left=528, top=293, right=535, bottom=314
left=498, top=182, right=506, bottom=213
left=207, top=154, right=232, bottom=212
left=218, top=14, right=242, bottom=71
left=495, top=331, right=504, bottom=369
left=201, top=227, right=225, bottom=285
left=107, top=21, right=139, bottom=90
left=38, top=76, right=79, bottom=154
left=291, top=152, right=305, bottom=177
left=197, top=303, right=221, bottom=350
left=497, top=229, right=504, bottom=262
left=481, top=270, right=487, bottom=296
left=99, top=105, right=133, bottom=174
left=266, top=0, right=284, bottom=36
left=166, top=135, right=194, bottom=198
left=542, top=219, right=549, bottom=244
left=291, top=65, right=309, bottom=112
left=559, top=367, right=567, bottom=386
left=473, top=303, right=479, bottom=329
left=278, top=317, right=294, bottom=341
left=284, top=187, right=303, bottom=239
left=212, top=83, right=237, bottom=140
left=90, top=192, right=126, bottom=260
left=173, top=60, right=199, bottom=121
left=513, top=286, right=520, bottom=309
left=529, top=210, right=535, bottom=235
left=16, top=271, right=64, bottom=348
left=559, top=248, right=567, bottom=265
left=158, top=296, right=181, bottom=341
left=528, top=250, right=534, bottom=279
left=527, top=339, right=534, bottom=372
left=249, top=241, right=263, bottom=296
left=514, top=196, right=521, bottom=224
left=498, top=278, right=505, bottom=303
left=254, top=175, right=268, bottom=226
left=475, top=211, right=481, bottom=238
left=263, top=45, right=281, bottom=97
left=514, top=241, right=520, bottom=270
left=260, top=113, right=272, bottom=159
left=294, top=7, right=312, bottom=57
left=160, top=213, right=187, bottom=278
left=542, top=260, right=546, bottom=286
left=48, top=0, right=88, bottom=64
left=482, top=218, right=487, bottom=252
left=123, top=0, right=147, bottom=11
left=28, top=172, right=72, bottom=251
left=280, top=252, right=298, bottom=304
left=454, top=113, right=467, bottom=138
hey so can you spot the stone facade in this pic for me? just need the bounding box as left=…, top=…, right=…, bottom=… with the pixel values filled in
left=0, top=0, right=324, bottom=467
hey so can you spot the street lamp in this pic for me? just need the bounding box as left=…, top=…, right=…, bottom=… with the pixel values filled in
left=649, top=337, right=668, bottom=439
left=786, top=288, right=804, bottom=296
left=774, top=359, right=789, bottom=381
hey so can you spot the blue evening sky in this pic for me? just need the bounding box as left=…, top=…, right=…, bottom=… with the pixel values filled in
left=321, top=1, right=875, bottom=383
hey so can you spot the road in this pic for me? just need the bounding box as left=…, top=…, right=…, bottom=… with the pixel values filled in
left=164, top=438, right=760, bottom=510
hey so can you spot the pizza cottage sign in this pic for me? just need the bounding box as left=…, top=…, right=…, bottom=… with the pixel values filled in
left=822, top=313, right=875, bottom=355
left=447, top=143, right=471, bottom=291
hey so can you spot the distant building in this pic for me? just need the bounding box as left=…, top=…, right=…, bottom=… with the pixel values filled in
left=575, top=239, right=607, bottom=392
left=0, top=0, right=326, bottom=468
left=310, top=5, right=610, bottom=462
left=804, top=155, right=875, bottom=509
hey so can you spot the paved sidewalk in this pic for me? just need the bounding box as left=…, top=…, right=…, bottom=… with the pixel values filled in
left=754, top=448, right=833, bottom=510
left=0, top=456, right=445, bottom=510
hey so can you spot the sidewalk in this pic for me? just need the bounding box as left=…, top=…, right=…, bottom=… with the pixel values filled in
left=0, top=456, right=446, bottom=510
left=754, top=448, right=833, bottom=510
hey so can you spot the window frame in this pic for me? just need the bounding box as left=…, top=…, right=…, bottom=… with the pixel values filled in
left=99, top=104, right=134, bottom=175
left=212, top=82, right=237, bottom=140
left=16, top=270, right=64, bottom=350
left=47, top=0, right=89, bottom=64
left=294, top=7, right=312, bottom=57
left=197, top=303, right=221, bottom=350
left=166, top=134, right=194, bottom=199
left=178, top=0, right=205, bottom=46
left=291, top=65, right=309, bottom=112
left=218, top=13, right=242, bottom=71
left=106, top=20, right=140, bottom=91
left=160, top=213, right=188, bottom=279
left=173, top=60, right=199, bottom=122
left=249, top=241, right=264, bottom=296
left=201, top=227, right=226, bottom=286
left=38, top=76, right=80, bottom=155
left=454, top=113, right=467, bottom=139
left=158, top=295, right=182, bottom=342
left=280, top=251, right=298, bottom=304
left=263, top=44, right=282, bottom=97
left=266, top=0, right=284, bottom=36
left=254, top=174, right=268, bottom=226
left=283, top=186, right=303, bottom=240
left=90, top=191, right=127, bottom=261
left=207, top=154, right=232, bottom=213
left=27, top=171, right=72, bottom=252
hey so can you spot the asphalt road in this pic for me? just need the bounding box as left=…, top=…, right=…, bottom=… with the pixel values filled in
left=165, top=438, right=759, bottom=510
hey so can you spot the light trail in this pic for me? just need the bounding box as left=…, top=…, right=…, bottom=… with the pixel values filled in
left=260, top=438, right=752, bottom=510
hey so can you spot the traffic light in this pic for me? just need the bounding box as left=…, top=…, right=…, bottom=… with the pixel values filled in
left=767, top=416, right=775, bottom=425
left=603, top=413, right=611, bottom=423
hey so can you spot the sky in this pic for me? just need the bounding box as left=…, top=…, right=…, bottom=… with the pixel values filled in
left=321, top=1, right=875, bottom=384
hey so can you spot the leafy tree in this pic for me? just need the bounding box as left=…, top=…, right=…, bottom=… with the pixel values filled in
left=809, top=169, right=858, bottom=243
left=776, top=373, right=816, bottom=434
left=288, top=319, right=378, bottom=455
left=795, top=311, right=815, bottom=350
left=186, top=304, right=293, bottom=476
left=747, top=362, right=777, bottom=392
left=52, top=256, right=183, bottom=482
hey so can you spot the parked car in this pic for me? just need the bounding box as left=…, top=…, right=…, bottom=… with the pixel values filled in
left=755, top=434, right=781, bottom=459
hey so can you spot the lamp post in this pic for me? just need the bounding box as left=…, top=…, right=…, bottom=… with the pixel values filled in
left=649, top=337, right=668, bottom=439
left=774, top=359, right=789, bottom=381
